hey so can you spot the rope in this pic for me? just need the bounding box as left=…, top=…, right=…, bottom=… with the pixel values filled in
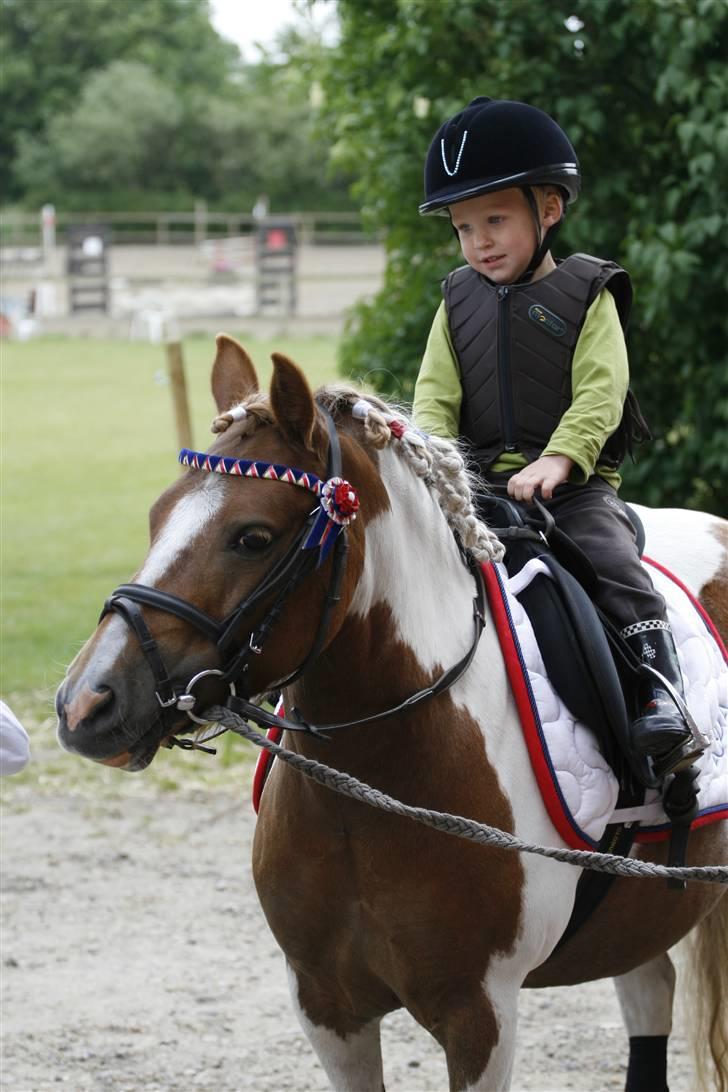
left=204, top=706, right=728, bottom=886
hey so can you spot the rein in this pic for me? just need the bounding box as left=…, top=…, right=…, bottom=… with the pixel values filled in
left=204, top=704, right=728, bottom=887
left=226, top=549, right=486, bottom=739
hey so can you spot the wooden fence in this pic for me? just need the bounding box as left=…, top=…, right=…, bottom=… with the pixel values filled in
left=0, top=208, right=373, bottom=250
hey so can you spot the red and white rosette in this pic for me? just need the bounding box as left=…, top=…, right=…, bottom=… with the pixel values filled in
left=321, top=477, right=360, bottom=525
left=302, top=477, right=360, bottom=560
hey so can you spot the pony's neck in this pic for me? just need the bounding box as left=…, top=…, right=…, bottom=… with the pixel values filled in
left=287, top=448, right=478, bottom=731
left=352, top=447, right=476, bottom=665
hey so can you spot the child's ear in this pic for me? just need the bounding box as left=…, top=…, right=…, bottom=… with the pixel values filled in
left=542, top=189, right=564, bottom=228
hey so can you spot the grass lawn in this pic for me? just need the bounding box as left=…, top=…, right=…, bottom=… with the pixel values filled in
left=1, top=332, right=339, bottom=782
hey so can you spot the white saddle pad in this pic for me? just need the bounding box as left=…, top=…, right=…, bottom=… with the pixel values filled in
left=492, top=558, right=728, bottom=847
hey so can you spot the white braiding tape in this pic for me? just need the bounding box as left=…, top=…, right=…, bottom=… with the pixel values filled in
left=402, top=428, right=427, bottom=448
left=211, top=404, right=248, bottom=433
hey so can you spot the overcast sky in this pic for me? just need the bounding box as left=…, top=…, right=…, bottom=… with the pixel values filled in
left=209, top=0, right=337, bottom=61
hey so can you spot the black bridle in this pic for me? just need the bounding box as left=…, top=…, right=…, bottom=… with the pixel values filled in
left=101, top=406, right=487, bottom=747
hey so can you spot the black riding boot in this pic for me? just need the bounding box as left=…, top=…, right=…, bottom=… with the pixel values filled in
left=623, top=623, right=705, bottom=778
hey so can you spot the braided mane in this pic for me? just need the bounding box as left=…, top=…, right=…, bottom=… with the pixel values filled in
left=211, top=384, right=504, bottom=564
left=317, top=386, right=504, bottom=564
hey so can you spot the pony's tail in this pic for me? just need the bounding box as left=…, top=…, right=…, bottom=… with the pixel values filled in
left=684, top=895, right=728, bottom=1092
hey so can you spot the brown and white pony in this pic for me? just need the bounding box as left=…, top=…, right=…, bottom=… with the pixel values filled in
left=57, top=336, right=728, bottom=1092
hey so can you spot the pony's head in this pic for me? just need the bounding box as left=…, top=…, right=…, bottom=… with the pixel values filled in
left=56, top=335, right=502, bottom=770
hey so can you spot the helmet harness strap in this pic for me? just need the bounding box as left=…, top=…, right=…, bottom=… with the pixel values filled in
left=515, top=186, right=564, bottom=285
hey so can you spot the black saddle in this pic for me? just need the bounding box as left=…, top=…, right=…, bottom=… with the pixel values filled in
left=478, top=493, right=651, bottom=790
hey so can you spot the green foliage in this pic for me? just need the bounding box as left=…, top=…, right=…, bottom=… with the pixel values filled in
left=0, top=0, right=237, bottom=199
left=15, top=61, right=182, bottom=195
left=1, top=0, right=354, bottom=212
left=317, top=0, right=728, bottom=513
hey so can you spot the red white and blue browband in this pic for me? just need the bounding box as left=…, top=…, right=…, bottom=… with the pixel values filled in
left=179, top=448, right=360, bottom=559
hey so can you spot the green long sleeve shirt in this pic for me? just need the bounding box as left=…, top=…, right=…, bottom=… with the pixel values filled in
left=413, top=287, right=629, bottom=489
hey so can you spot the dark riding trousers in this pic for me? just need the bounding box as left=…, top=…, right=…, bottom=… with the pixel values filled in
left=482, top=474, right=666, bottom=630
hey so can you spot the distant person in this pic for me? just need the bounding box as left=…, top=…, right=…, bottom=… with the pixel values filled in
left=1, top=700, right=31, bottom=775
left=252, top=194, right=269, bottom=222
left=413, top=96, right=705, bottom=779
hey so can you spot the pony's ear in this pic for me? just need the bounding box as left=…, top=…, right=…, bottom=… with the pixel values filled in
left=270, top=353, right=322, bottom=453
left=211, top=334, right=259, bottom=412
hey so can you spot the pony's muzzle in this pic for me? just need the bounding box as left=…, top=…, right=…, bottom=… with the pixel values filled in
left=60, top=681, right=112, bottom=733
left=56, top=677, right=139, bottom=766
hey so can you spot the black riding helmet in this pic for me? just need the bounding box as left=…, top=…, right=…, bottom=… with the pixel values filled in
left=420, top=97, right=580, bottom=214
left=420, top=97, right=581, bottom=282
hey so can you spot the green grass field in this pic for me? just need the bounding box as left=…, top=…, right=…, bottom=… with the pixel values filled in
left=1, top=332, right=339, bottom=737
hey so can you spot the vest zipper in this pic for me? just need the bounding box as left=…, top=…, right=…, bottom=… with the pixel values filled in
left=497, top=286, right=517, bottom=451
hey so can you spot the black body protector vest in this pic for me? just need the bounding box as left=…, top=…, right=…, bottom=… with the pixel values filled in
left=442, top=253, right=645, bottom=474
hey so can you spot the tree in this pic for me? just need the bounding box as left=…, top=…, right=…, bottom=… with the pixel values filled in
left=315, top=0, right=728, bottom=513
left=2, top=0, right=355, bottom=212
left=15, top=62, right=182, bottom=196
left=0, top=0, right=239, bottom=201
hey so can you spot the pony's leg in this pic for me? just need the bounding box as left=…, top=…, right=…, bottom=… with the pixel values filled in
left=425, top=980, right=518, bottom=1092
left=613, top=952, right=675, bottom=1092
left=287, top=964, right=385, bottom=1092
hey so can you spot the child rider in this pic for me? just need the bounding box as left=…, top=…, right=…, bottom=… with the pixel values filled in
left=413, top=96, right=705, bottom=780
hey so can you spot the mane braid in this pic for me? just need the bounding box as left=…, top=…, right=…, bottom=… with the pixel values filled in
left=317, top=386, right=504, bottom=564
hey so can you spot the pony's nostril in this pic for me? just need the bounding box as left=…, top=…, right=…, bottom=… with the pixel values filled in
left=63, top=684, right=113, bottom=731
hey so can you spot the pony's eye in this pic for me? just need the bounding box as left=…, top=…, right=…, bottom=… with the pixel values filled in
left=235, top=528, right=274, bottom=555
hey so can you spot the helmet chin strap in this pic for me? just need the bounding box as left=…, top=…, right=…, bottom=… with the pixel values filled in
left=514, top=186, right=563, bottom=284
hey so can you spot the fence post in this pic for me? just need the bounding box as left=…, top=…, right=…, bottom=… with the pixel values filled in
left=165, top=341, right=193, bottom=453
left=194, top=200, right=207, bottom=246
left=41, top=204, right=56, bottom=261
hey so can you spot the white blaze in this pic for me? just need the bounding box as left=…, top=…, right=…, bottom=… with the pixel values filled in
left=138, top=476, right=226, bottom=585
left=76, top=477, right=226, bottom=680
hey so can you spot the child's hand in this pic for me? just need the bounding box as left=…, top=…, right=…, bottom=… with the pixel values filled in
left=507, top=454, right=574, bottom=503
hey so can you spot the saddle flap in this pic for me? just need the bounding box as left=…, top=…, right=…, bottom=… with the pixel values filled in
left=516, top=555, right=635, bottom=778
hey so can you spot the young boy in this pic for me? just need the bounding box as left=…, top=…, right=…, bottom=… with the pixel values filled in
left=413, top=96, right=704, bottom=779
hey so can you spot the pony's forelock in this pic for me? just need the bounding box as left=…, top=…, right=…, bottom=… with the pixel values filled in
left=212, top=397, right=273, bottom=437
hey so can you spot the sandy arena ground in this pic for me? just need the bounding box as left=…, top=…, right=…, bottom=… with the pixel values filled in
left=0, top=709, right=703, bottom=1092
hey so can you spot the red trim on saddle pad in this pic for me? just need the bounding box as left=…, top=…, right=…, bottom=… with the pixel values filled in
left=482, top=560, right=728, bottom=847
left=252, top=724, right=282, bottom=814
left=635, top=806, right=728, bottom=842
left=644, top=556, right=728, bottom=664
left=636, top=557, right=728, bottom=838
left=481, top=562, right=596, bottom=851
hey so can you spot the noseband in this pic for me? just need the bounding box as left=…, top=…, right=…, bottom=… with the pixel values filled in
left=102, top=406, right=487, bottom=746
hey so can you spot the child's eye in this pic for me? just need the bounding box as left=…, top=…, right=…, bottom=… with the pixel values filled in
left=488, top=216, right=504, bottom=224
left=456, top=223, right=471, bottom=234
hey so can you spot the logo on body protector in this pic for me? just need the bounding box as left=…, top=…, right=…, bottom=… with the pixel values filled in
left=528, top=303, right=567, bottom=337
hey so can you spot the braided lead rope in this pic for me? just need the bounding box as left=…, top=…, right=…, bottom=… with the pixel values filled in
left=204, top=706, right=728, bottom=886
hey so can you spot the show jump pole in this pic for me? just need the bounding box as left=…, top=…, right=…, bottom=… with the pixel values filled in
left=165, top=341, right=193, bottom=453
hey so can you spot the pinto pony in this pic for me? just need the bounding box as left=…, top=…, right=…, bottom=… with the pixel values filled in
left=57, top=336, right=728, bottom=1092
